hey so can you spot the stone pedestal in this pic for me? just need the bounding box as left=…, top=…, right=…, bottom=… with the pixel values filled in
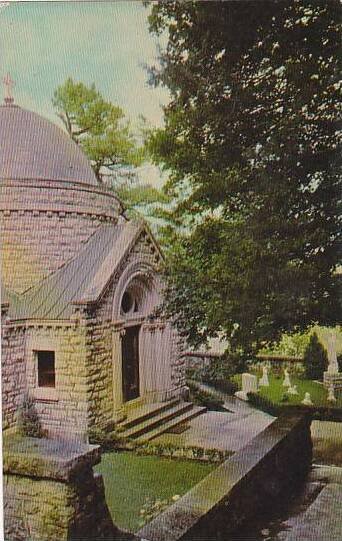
left=323, top=332, right=341, bottom=393
left=323, top=372, right=342, bottom=393
left=3, top=435, right=122, bottom=541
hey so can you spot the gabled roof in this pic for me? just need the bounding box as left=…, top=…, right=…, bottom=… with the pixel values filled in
left=5, top=220, right=155, bottom=320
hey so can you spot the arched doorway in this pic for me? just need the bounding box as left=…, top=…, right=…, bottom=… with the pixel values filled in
left=121, top=324, right=140, bottom=402
left=113, top=268, right=161, bottom=409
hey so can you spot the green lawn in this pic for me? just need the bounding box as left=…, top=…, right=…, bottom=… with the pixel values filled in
left=258, top=375, right=342, bottom=408
left=95, top=451, right=215, bottom=532
left=234, top=373, right=342, bottom=409
left=311, top=421, right=342, bottom=466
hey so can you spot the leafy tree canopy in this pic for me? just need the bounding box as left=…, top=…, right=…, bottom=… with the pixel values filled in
left=146, top=0, right=341, bottom=359
left=53, top=78, right=145, bottom=181
left=53, top=79, right=171, bottom=232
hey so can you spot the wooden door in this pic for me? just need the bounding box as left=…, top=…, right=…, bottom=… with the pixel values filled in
left=122, top=325, right=140, bottom=402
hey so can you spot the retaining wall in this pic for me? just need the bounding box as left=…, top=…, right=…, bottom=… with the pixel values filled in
left=138, top=412, right=312, bottom=541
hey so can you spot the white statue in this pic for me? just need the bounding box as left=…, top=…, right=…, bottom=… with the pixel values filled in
left=327, top=332, right=339, bottom=375
left=288, top=384, right=299, bottom=396
left=302, top=392, right=313, bottom=406
left=259, top=366, right=269, bottom=387
left=327, top=385, right=337, bottom=403
left=283, top=368, right=291, bottom=388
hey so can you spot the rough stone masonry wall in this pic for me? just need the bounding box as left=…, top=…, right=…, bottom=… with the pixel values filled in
left=77, top=229, right=188, bottom=432
left=25, top=323, right=89, bottom=437
left=1, top=317, right=26, bottom=429
left=4, top=469, right=118, bottom=541
left=168, top=326, right=187, bottom=397
left=3, top=439, right=123, bottom=541
left=0, top=180, right=120, bottom=293
left=83, top=314, right=114, bottom=431
left=82, top=232, right=160, bottom=430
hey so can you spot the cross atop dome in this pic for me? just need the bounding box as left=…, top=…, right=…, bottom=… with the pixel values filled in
left=3, top=73, right=15, bottom=105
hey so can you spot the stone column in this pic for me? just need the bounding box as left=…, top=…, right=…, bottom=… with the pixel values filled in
left=112, top=326, right=125, bottom=422
left=140, top=322, right=155, bottom=400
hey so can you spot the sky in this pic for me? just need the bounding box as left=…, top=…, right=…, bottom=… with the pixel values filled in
left=0, top=1, right=171, bottom=186
left=0, top=1, right=169, bottom=126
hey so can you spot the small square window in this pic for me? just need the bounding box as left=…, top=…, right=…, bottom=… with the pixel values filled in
left=37, top=351, right=55, bottom=388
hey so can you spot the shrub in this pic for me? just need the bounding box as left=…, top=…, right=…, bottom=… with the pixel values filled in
left=213, top=378, right=238, bottom=395
left=189, top=357, right=239, bottom=395
left=187, top=380, right=225, bottom=411
left=303, top=332, right=328, bottom=381
left=134, top=441, right=231, bottom=463
left=185, top=366, right=199, bottom=381
left=16, top=394, right=44, bottom=438
left=88, top=423, right=131, bottom=451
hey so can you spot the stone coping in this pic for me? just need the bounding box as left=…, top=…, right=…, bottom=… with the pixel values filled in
left=0, top=177, right=121, bottom=200
left=283, top=404, right=342, bottom=421
left=3, top=434, right=101, bottom=482
left=138, top=412, right=311, bottom=541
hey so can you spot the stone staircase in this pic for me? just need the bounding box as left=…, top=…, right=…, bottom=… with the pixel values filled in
left=118, top=399, right=206, bottom=443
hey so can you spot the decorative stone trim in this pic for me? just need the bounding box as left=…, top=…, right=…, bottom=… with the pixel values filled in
left=33, top=387, right=59, bottom=403
left=0, top=208, right=117, bottom=222
left=3, top=322, right=76, bottom=333
left=0, top=177, right=122, bottom=202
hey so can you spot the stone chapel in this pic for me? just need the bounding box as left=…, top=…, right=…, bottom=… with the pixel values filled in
left=0, top=93, right=202, bottom=441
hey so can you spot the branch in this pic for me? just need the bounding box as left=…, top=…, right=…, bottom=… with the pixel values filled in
left=72, top=126, right=92, bottom=136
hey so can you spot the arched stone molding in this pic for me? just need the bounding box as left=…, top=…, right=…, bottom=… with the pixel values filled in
left=111, top=260, right=174, bottom=413
left=112, top=261, right=162, bottom=323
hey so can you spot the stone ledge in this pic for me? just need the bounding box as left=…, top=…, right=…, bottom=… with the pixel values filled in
left=138, top=413, right=312, bottom=541
left=3, top=435, right=101, bottom=482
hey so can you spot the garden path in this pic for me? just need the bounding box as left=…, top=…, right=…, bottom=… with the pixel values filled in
left=153, top=383, right=274, bottom=452
left=277, top=465, right=342, bottom=541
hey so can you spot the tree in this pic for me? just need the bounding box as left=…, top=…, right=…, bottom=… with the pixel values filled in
left=53, top=79, right=171, bottom=234
left=53, top=78, right=145, bottom=181
left=304, top=332, right=328, bottom=380
left=146, top=1, right=341, bottom=360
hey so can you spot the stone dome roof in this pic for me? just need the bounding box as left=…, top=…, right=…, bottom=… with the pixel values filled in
left=0, top=104, right=98, bottom=185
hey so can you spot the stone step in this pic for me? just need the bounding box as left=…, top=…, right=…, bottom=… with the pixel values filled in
left=136, top=405, right=207, bottom=443
left=119, top=398, right=180, bottom=430
left=123, top=402, right=196, bottom=440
